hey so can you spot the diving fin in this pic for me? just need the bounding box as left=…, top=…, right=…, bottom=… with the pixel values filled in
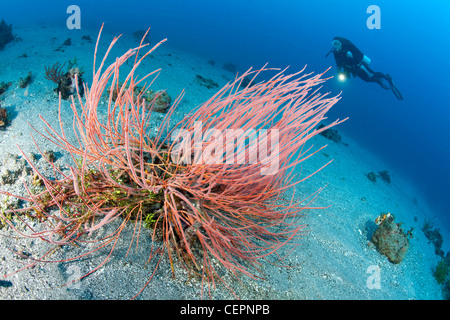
left=386, top=74, right=403, bottom=100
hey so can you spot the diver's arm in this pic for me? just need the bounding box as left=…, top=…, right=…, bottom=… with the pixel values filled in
left=346, top=51, right=359, bottom=66
left=345, top=43, right=365, bottom=66
left=334, top=52, right=344, bottom=69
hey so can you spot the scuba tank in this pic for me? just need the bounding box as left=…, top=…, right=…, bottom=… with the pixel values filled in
left=362, top=55, right=371, bottom=65
left=325, top=46, right=370, bottom=64
left=346, top=51, right=371, bottom=66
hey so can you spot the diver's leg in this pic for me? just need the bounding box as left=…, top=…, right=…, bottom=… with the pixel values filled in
left=362, top=62, right=376, bottom=74
left=359, top=65, right=389, bottom=89
left=355, top=66, right=371, bottom=82
left=371, top=72, right=390, bottom=89
left=358, top=64, right=403, bottom=99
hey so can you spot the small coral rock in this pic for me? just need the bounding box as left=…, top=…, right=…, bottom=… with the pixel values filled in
left=43, top=150, right=56, bottom=163
left=367, top=172, right=377, bottom=182
left=81, top=35, right=92, bottom=42
left=0, top=82, right=12, bottom=95
left=142, top=90, right=172, bottom=113
left=19, top=71, right=32, bottom=88
left=0, top=105, right=7, bottom=128
left=222, top=62, right=237, bottom=73
left=378, top=170, right=391, bottom=183
left=195, top=75, right=219, bottom=90
left=371, top=214, right=410, bottom=264
left=318, top=124, right=342, bottom=143
left=57, top=67, right=84, bottom=100
left=0, top=153, right=31, bottom=185
left=108, top=84, right=171, bottom=113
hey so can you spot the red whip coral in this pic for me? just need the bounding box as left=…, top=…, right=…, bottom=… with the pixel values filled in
left=0, top=25, right=344, bottom=298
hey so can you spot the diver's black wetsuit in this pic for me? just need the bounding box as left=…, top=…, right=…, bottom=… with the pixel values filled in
left=332, top=36, right=390, bottom=90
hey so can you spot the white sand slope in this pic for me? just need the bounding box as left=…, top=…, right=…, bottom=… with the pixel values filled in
left=0, top=25, right=447, bottom=299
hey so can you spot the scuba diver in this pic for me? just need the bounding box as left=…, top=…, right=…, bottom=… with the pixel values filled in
left=326, top=36, right=403, bottom=100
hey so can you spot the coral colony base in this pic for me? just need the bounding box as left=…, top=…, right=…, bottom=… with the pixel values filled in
left=0, top=25, right=344, bottom=298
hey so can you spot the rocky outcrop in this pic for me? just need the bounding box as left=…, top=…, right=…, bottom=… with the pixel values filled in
left=0, top=19, right=14, bottom=50
left=371, top=214, right=410, bottom=264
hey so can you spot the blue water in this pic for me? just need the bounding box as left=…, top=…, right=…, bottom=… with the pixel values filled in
left=2, top=0, right=450, bottom=229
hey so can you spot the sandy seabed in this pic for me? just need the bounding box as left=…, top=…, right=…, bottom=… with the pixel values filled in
left=0, top=24, right=447, bottom=300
